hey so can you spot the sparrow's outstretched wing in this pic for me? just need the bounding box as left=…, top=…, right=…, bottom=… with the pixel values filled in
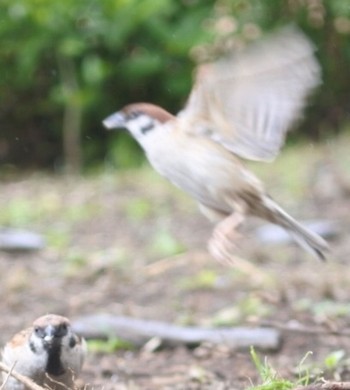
left=183, top=26, right=321, bottom=162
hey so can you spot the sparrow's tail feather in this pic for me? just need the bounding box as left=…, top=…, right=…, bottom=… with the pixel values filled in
left=262, top=196, right=329, bottom=261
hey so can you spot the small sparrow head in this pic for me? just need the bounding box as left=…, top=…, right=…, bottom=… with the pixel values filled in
left=32, top=314, right=70, bottom=349
left=103, top=103, right=174, bottom=142
left=29, top=314, right=82, bottom=377
left=2, top=314, right=86, bottom=390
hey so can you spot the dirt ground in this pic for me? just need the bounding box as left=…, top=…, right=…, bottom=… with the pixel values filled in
left=0, top=137, right=350, bottom=389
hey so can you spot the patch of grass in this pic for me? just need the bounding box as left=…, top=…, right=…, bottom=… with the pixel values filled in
left=87, top=337, right=134, bottom=353
left=0, top=194, right=100, bottom=228
left=0, top=199, right=41, bottom=226
left=177, top=269, right=220, bottom=291
left=297, top=349, right=349, bottom=381
left=324, top=350, right=346, bottom=371
left=247, top=348, right=312, bottom=390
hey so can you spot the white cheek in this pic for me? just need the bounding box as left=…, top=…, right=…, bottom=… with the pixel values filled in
left=129, top=116, right=153, bottom=137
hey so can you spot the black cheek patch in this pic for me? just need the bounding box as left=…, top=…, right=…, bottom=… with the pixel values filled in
left=141, top=122, right=154, bottom=134
left=69, top=336, right=76, bottom=348
left=29, top=341, right=37, bottom=354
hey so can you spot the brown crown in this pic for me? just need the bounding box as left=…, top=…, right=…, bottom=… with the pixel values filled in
left=123, top=103, right=175, bottom=124
left=33, top=314, right=70, bottom=328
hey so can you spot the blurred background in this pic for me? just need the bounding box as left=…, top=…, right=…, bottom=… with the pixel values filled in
left=1, top=1, right=350, bottom=388
left=1, top=0, right=349, bottom=173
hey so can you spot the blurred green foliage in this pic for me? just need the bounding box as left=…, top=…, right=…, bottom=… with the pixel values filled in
left=0, top=0, right=349, bottom=170
left=87, top=337, right=134, bottom=352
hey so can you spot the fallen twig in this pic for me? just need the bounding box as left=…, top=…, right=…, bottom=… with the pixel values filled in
left=72, top=314, right=281, bottom=351
left=295, top=380, right=350, bottom=389
left=0, top=362, right=45, bottom=390
left=144, top=250, right=271, bottom=284
left=260, top=320, right=350, bottom=337
left=0, top=362, right=16, bottom=390
left=321, top=382, right=350, bottom=390
left=143, top=250, right=208, bottom=276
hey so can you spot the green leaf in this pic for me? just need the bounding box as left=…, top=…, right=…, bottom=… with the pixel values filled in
left=178, top=269, right=219, bottom=291
left=87, top=337, right=134, bottom=353
left=324, top=350, right=345, bottom=370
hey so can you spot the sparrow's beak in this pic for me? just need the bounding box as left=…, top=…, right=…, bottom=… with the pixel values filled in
left=102, top=111, right=126, bottom=130
left=43, top=325, right=56, bottom=344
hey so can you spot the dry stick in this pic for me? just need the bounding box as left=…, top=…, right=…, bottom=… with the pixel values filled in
left=144, top=250, right=208, bottom=276
left=295, top=381, right=350, bottom=389
left=260, top=320, right=350, bottom=337
left=44, top=374, right=70, bottom=390
left=144, top=250, right=271, bottom=284
left=321, top=382, right=350, bottom=390
left=0, top=362, right=45, bottom=390
left=72, top=314, right=281, bottom=350
left=0, top=362, right=16, bottom=390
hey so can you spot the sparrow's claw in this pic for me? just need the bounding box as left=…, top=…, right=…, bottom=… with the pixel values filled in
left=208, top=237, right=235, bottom=266
left=208, top=229, right=242, bottom=266
left=207, top=212, right=245, bottom=266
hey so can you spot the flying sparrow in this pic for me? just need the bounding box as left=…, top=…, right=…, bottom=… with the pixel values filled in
left=103, top=27, right=328, bottom=264
left=1, top=314, right=86, bottom=390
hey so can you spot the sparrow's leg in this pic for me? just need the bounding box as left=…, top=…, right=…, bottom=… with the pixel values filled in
left=208, top=206, right=246, bottom=266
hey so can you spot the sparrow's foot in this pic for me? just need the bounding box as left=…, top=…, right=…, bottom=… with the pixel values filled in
left=207, top=212, right=244, bottom=266
left=208, top=234, right=238, bottom=266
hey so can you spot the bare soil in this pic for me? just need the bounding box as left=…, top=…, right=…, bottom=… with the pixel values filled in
left=0, top=139, right=350, bottom=389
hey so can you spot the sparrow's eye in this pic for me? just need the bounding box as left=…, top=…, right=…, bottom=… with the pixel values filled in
left=34, top=326, right=44, bottom=338
left=56, top=323, right=68, bottom=336
left=127, top=111, right=140, bottom=120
